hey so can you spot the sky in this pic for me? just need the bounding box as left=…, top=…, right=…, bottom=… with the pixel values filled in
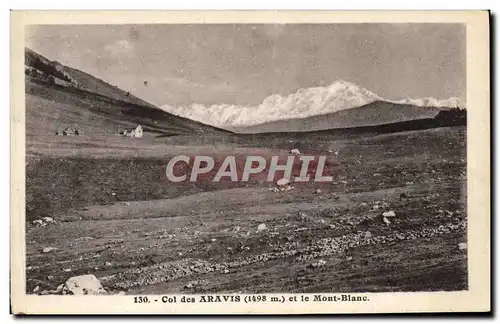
left=26, top=23, right=466, bottom=107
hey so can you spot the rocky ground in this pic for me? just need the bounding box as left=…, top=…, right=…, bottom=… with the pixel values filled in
left=25, top=127, right=467, bottom=294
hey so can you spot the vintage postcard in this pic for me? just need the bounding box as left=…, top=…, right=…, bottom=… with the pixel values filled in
left=10, top=10, right=490, bottom=314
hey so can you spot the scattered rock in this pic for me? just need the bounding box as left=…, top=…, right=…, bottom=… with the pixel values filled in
left=365, top=231, right=372, bottom=238
left=75, top=236, right=94, bottom=242
left=47, top=275, right=54, bottom=281
left=458, top=242, right=467, bottom=250
left=257, top=223, right=267, bottom=232
left=276, top=178, right=290, bottom=187
left=183, top=279, right=208, bottom=290
left=373, top=205, right=380, bottom=210
left=297, top=211, right=308, bottom=221
left=290, top=148, right=301, bottom=155
left=42, top=247, right=57, bottom=253
left=382, top=210, right=396, bottom=218
left=309, top=259, right=326, bottom=268
left=63, top=268, right=72, bottom=272
left=33, top=286, right=40, bottom=293
left=62, top=274, right=106, bottom=295
left=105, top=262, right=112, bottom=267
left=55, top=284, right=64, bottom=294
left=346, top=256, right=353, bottom=262
left=123, top=202, right=130, bottom=206
left=382, top=217, right=391, bottom=225
left=32, top=219, right=44, bottom=226
left=43, top=216, right=55, bottom=223
left=211, top=238, right=218, bottom=242
left=117, top=291, right=126, bottom=295
left=314, top=189, right=322, bottom=194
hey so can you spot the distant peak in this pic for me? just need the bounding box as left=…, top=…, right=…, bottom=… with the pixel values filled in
left=327, top=79, right=355, bottom=87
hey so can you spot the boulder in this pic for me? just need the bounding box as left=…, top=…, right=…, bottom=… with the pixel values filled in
left=297, top=212, right=308, bottom=221
left=32, top=219, right=44, bottom=226
left=257, top=223, right=267, bottom=232
left=382, top=210, right=396, bottom=218
left=62, top=274, right=106, bottom=295
left=458, top=242, right=467, bottom=250
left=276, top=178, right=290, bottom=187
left=42, top=247, right=57, bottom=253
left=309, top=259, right=326, bottom=268
left=290, top=149, right=301, bottom=155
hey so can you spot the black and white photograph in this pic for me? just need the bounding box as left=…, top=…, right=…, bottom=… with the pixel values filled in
left=10, top=10, right=490, bottom=314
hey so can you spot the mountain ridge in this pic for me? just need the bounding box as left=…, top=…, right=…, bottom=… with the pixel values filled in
left=227, top=100, right=444, bottom=133
left=160, top=80, right=462, bottom=128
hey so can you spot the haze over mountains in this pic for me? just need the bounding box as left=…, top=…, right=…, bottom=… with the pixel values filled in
left=160, top=80, right=462, bottom=131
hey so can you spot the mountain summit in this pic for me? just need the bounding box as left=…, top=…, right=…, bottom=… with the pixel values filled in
left=161, top=80, right=460, bottom=128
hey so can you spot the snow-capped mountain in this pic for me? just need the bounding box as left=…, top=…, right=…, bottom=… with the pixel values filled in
left=393, top=97, right=461, bottom=108
left=160, top=80, right=461, bottom=128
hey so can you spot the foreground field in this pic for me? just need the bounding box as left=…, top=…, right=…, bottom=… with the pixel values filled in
left=25, top=127, right=467, bottom=294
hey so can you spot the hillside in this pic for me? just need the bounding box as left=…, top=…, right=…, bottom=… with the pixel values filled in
left=229, top=101, right=442, bottom=133
left=160, top=80, right=461, bottom=129
left=25, top=48, right=231, bottom=136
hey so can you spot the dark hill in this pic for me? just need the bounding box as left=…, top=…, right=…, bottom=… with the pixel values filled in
left=230, top=101, right=442, bottom=133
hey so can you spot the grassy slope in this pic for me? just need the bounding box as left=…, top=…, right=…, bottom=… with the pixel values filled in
left=25, top=48, right=232, bottom=137
left=25, top=127, right=467, bottom=293
left=26, top=80, right=232, bottom=137
left=26, top=48, right=152, bottom=108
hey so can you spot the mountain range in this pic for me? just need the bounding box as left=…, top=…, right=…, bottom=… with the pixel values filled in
left=160, top=80, right=462, bottom=131
left=25, top=47, right=463, bottom=136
